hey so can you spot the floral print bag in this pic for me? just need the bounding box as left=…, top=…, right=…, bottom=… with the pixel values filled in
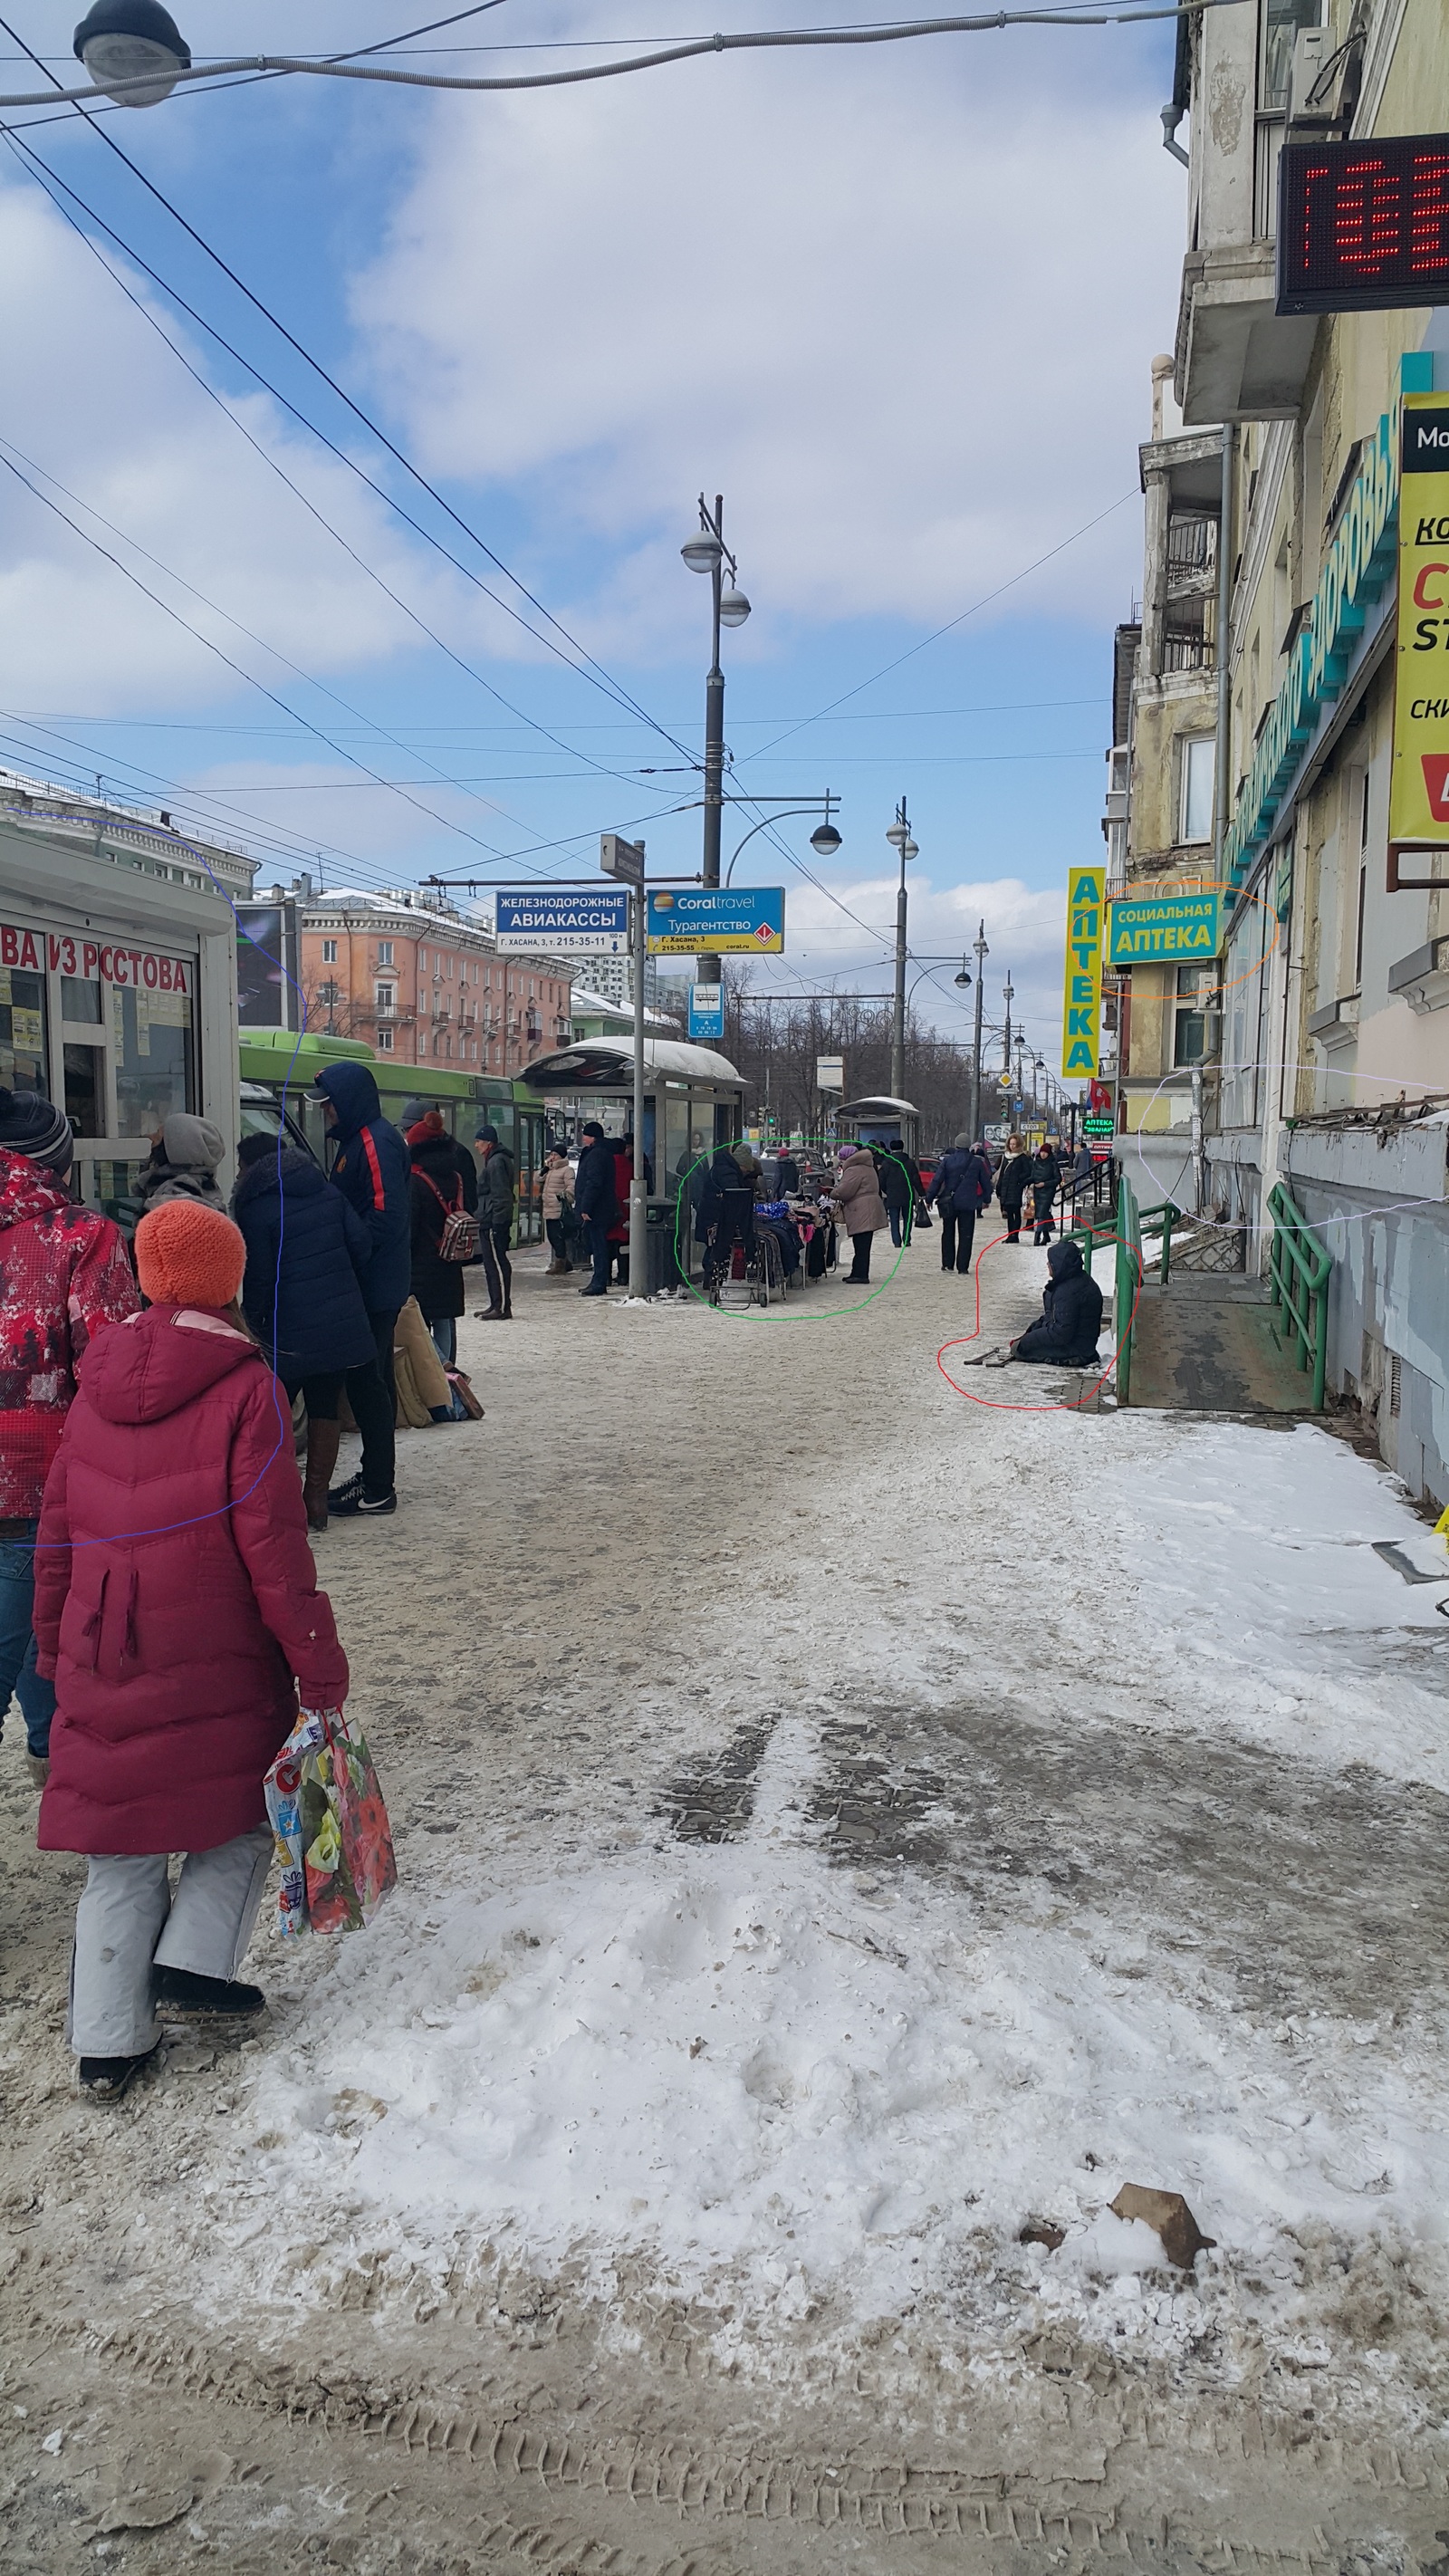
left=264, top=1706, right=398, bottom=1937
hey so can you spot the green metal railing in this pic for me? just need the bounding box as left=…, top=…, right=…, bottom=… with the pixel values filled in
left=1060, top=1170, right=1177, bottom=1405
left=1266, top=1181, right=1332, bottom=1410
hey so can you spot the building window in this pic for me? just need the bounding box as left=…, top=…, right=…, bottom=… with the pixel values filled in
left=1173, top=963, right=1216, bottom=1067
left=1179, top=737, right=1215, bottom=845
left=377, top=1024, right=394, bottom=1053
left=376, top=982, right=395, bottom=1014
left=377, top=939, right=394, bottom=966
left=321, top=937, right=337, bottom=965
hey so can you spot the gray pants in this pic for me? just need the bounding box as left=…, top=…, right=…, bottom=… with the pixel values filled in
left=68, top=1826, right=273, bottom=2059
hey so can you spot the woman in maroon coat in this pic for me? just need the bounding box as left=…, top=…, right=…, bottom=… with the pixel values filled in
left=34, top=1199, right=349, bottom=2100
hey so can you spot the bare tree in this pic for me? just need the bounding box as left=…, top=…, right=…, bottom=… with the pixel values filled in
left=718, top=970, right=974, bottom=1145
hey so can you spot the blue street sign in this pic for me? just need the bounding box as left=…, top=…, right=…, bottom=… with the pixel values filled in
left=494, top=887, right=630, bottom=955
left=647, top=888, right=784, bottom=954
left=688, top=984, right=724, bottom=1041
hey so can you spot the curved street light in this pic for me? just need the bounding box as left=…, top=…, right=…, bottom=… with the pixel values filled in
left=724, top=794, right=841, bottom=884
left=73, top=0, right=189, bottom=104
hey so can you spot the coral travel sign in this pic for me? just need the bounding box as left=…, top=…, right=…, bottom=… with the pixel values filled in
left=1277, top=136, right=1449, bottom=319
left=1389, top=392, right=1449, bottom=874
left=646, top=889, right=784, bottom=954
left=1060, top=866, right=1105, bottom=1081
left=1108, top=890, right=1222, bottom=967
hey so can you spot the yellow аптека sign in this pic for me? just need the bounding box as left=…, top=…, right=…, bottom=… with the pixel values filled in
left=1061, top=866, right=1105, bottom=1081
left=1391, top=392, right=1449, bottom=862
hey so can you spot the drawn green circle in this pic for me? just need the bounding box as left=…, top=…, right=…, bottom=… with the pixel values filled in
left=669, top=1139, right=914, bottom=1320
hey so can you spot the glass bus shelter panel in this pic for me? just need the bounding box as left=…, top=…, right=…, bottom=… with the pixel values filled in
left=0, top=962, right=49, bottom=1099
left=110, top=983, right=194, bottom=1137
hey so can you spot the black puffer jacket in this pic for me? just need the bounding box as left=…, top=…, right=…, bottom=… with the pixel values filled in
left=233, top=1149, right=377, bottom=1381
left=409, top=1133, right=469, bottom=1322
left=1013, top=1239, right=1104, bottom=1364
left=996, top=1150, right=1032, bottom=1213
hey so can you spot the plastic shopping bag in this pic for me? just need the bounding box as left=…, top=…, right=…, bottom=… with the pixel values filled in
left=264, top=1706, right=398, bottom=1937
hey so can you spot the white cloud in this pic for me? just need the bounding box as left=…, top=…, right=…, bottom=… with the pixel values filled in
left=739, top=868, right=1070, bottom=1069
left=0, top=180, right=494, bottom=708
left=354, top=20, right=1183, bottom=658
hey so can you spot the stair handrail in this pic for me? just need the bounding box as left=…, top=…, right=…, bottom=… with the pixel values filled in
left=1265, top=1180, right=1332, bottom=1409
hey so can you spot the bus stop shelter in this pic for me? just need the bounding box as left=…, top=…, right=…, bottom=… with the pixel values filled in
left=520, top=1036, right=746, bottom=1291
left=836, top=1094, right=920, bottom=1148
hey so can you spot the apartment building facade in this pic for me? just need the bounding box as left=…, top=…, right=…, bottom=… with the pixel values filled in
left=301, top=890, right=572, bottom=1075
left=1112, top=0, right=1449, bottom=1504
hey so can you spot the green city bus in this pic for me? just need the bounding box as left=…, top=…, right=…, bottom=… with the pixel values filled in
left=237, top=1031, right=546, bottom=1242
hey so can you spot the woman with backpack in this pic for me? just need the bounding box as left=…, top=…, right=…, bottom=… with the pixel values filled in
left=34, top=1199, right=348, bottom=2101
left=408, top=1113, right=477, bottom=1365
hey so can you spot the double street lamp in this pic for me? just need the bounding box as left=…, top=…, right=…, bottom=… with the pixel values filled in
left=885, top=798, right=917, bottom=1104
left=681, top=493, right=750, bottom=985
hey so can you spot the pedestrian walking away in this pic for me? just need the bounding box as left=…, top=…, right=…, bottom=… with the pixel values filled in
left=608, top=1135, right=654, bottom=1285
left=0, top=1089, right=139, bottom=1788
left=928, top=1133, right=993, bottom=1275
left=879, top=1136, right=921, bottom=1248
left=572, top=1121, right=619, bottom=1296
left=830, top=1143, right=888, bottom=1283
left=1029, top=1139, right=1060, bottom=1246
left=995, top=1134, right=1031, bottom=1244
left=473, top=1124, right=516, bottom=1320
left=408, top=1114, right=477, bottom=1368
left=132, top=1112, right=227, bottom=1214
left=313, top=1062, right=410, bottom=1518
left=232, top=1133, right=390, bottom=1533
left=541, top=1147, right=575, bottom=1274
left=33, top=1199, right=349, bottom=2101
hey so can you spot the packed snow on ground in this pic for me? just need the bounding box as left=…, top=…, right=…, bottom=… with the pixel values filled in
left=204, top=1409, right=1449, bottom=2390
left=226, top=1807, right=1449, bottom=2380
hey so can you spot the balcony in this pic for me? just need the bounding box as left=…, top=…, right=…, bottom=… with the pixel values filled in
left=1175, top=242, right=1318, bottom=425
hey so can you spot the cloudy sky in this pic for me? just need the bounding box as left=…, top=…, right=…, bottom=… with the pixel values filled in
left=0, top=0, right=1185, bottom=1073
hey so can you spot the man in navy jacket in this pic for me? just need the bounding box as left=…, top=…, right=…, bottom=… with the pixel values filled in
left=314, top=1062, right=411, bottom=1516
left=927, top=1133, right=993, bottom=1276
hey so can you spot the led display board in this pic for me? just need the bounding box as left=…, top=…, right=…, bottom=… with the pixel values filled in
left=1277, top=135, right=1449, bottom=317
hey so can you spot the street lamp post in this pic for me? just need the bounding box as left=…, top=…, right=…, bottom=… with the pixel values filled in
left=1002, top=972, right=1014, bottom=1107
left=967, top=918, right=988, bottom=1143
left=885, top=798, right=917, bottom=1105
left=682, top=495, right=749, bottom=986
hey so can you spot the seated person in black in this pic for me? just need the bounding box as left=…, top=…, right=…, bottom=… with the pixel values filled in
left=1009, top=1237, right=1104, bottom=1365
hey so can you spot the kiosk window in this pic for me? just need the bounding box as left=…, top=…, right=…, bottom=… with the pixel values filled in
left=61, top=975, right=103, bottom=1024
left=111, top=982, right=195, bottom=1136
left=64, top=1043, right=105, bottom=1138
left=0, top=966, right=48, bottom=1097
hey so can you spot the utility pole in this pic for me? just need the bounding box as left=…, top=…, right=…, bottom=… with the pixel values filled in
left=968, top=919, right=988, bottom=1141
left=682, top=495, right=750, bottom=989
left=886, top=798, right=916, bottom=1104
left=1002, top=972, right=1014, bottom=1120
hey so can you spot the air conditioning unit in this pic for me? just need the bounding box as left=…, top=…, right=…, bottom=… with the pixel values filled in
left=1286, top=25, right=1331, bottom=128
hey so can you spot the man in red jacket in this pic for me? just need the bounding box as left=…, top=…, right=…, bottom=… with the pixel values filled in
left=0, top=1088, right=138, bottom=1785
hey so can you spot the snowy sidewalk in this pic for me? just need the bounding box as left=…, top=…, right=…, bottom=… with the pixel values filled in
left=3, top=1231, right=1448, bottom=2567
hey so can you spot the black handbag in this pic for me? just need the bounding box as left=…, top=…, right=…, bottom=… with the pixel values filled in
left=915, top=1198, right=934, bottom=1229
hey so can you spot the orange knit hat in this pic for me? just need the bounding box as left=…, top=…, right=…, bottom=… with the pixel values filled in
left=134, top=1199, right=247, bottom=1309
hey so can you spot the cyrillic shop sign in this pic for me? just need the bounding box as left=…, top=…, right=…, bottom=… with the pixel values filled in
left=1108, top=889, right=1221, bottom=966
left=1389, top=392, right=1449, bottom=868
left=1060, top=866, right=1105, bottom=1080
left=1223, top=397, right=1400, bottom=892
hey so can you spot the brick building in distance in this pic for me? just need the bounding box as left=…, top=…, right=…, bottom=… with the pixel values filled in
left=300, top=889, right=571, bottom=1074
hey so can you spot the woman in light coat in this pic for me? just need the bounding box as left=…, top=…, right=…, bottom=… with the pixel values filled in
left=541, top=1149, right=574, bottom=1274
left=830, top=1145, right=889, bottom=1283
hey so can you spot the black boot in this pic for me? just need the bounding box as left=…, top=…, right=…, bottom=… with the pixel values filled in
left=79, top=2042, right=160, bottom=2100
left=153, top=1966, right=265, bottom=2021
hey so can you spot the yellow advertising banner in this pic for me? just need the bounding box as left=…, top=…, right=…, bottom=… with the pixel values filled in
left=1390, top=392, right=1449, bottom=866
left=1061, top=865, right=1105, bottom=1080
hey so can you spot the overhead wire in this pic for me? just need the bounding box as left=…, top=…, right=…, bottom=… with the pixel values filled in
left=0, top=119, right=689, bottom=808
left=0, top=12, right=703, bottom=771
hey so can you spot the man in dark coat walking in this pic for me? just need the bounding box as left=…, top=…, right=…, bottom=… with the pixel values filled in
left=572, top=1121, right=619, bottom=1298
left=879, top=1136, right=924, bottom=1248
left=473, top=1123, right=517, bottom=1322
left=314, top=1062, right=410, bottom=1515
left=927, top=1133, right=993, bottom=1275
